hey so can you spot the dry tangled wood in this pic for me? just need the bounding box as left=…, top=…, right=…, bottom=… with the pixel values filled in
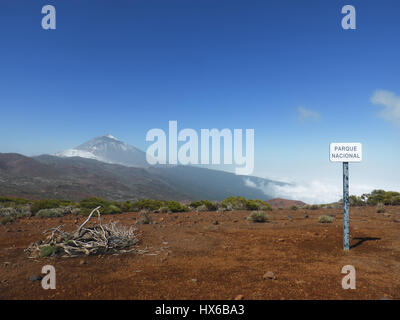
left=25, top=206, right=145, bottom=258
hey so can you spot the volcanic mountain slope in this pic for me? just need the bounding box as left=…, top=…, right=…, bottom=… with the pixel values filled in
left=0, top=153, right=282, bottom=201
left=0, top=153, right=181, bottom=200
left=56, top=134, right=149, bottom=167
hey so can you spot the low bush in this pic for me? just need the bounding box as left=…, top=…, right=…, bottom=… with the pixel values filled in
left=246, top=199, right=272, bottom=211
left=167, top=201, right=188, bottom=213
left=318, top=215, right=333, bottom=223
left=247, top=211, right=269, bottom=223
left=303, top=204, right=320, bottom=210
left=36, top=206, right=74, bottom=218
left=40, top=245, right=58, bottom=258
left=1, top=216, right=14, bottom=225
left=196, top=204, right=208, bottom=212
left=31, top=199, right=75, bottom=215
left=139, top=210, right=152, bottom=224
left=376, top=202, right=385, bottom=213
left=132, top=199, right=165, bottom=212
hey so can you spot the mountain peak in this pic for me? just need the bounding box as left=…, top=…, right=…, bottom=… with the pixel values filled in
left=55, top=135, right=149, bottom=168
left=104, top=134, right=119, bottom=141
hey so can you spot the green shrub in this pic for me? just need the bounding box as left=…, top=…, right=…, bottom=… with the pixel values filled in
left=0, top=207, right=17, bottom=217
left=159, top=206, right=169, bottom=213
left=318, top=215, right=333, bottom=223
left=221, top=196, right=247, bottom=210
left=36, top=207, right=73, bottom=218
left=290, top=205, right=298, bottom=211
left=201, top=200, right=218, bottom=211
left=1, top=216, right=14, bottom=225
left=120, top=201, right=133, bottom=213
left=392, top=195, right=400, bottom=206
left=139, top=210, right=152, bottom=224
left=189, top=201, right=203, bottom=209
left=245, top=199, right=272, bottom=211
left=247, top=211, right=269, bottom=223
left=40, top=245, right=57, bottom=258
left=79, top=197, right=109, bottom=210
left=103, top=204, right=122, bottom=214
left=132, top=199, right=165, bottom=212
left=196, top=204, right=208, bottom=212
left=31, top=199, right=75, bottom=215
left=376, top=202, right=385, bottom=213
left=167, top=201, right=187, bottom=213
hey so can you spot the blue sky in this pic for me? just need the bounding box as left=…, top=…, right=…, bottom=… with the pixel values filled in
left=0, top=0, right=399, bottom=202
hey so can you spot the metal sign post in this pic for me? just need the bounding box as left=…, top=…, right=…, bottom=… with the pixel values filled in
left=343, top=162, right=350, bottom=250
left=330, top=143, right=362, bottom=251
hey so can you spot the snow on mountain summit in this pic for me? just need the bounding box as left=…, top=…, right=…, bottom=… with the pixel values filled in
left=55, top=135, right=149, bottom=167
left=105, top=134, right=119, bottom=140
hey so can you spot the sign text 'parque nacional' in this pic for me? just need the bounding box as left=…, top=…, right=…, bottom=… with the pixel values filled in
left=330, top=143, right=362, bottom=163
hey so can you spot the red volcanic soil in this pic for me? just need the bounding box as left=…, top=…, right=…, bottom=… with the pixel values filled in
left=1, top=206, right=400, bottom=300
left=265, top=198, right=306, bottom=208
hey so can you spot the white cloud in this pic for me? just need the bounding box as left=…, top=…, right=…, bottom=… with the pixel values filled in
left=371, top=90, right=400, bottom=125
left=297, top=107, right=320, bottom=122
left=245, top=178, right=374, bottom=204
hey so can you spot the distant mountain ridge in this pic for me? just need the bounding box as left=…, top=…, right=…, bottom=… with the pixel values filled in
left=265, top=198, right=306, bottom=208
left=0, top=153, right=284, bottom=201
left=0, top=134, right=288, bottom=201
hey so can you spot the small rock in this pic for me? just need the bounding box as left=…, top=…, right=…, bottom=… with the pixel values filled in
left=278, top=238, right=285, bottom=242
left=29, top=275, right=43, bottom=282
left=288, top=216, right=293, bottom=221
left=234, top=295, right=244, bottom=300
left=263, top=271, right=276, bottom=280
left=304, top=215, right=309, bottom=219
left=233, top=220, right=238, bottom=223
left=214, top=220, right=219, bottom=225
left=79, top=260, right=87, bottom=265
left=191, top=278, right=197, bottom=283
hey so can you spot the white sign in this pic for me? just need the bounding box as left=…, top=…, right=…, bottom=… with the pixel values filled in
left=330, top=143, right=362, bottom=162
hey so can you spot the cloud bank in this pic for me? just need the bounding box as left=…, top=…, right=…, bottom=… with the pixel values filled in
left=245, top=178, right=375, bottom=204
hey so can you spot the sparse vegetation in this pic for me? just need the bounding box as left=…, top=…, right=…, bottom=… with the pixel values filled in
left=342, top=190, right=400, bottom=207
left=0, top=190, right=398, bottom=222
left=139, top=210, right=152, bottom=224
left=166, top=201, right=188, bottom=213
left=376, top=202, right=385, bottom=213
left=318, top=215, right=333, bottom=223
left=1, top=216, right=14, bottom=225
left=247, top=211, right=269, bottom=223
left=36, top=207, right=72, bottom=218
left=40, top=245, right=58, bottom=258
left=220, top=196, right=272, bottom=211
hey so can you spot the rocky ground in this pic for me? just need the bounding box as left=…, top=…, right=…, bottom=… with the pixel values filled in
left=1, top=206, right=399, bottom=299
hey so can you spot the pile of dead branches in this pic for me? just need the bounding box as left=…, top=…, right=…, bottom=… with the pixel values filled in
left=25, top=206, right=144, bottom=258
